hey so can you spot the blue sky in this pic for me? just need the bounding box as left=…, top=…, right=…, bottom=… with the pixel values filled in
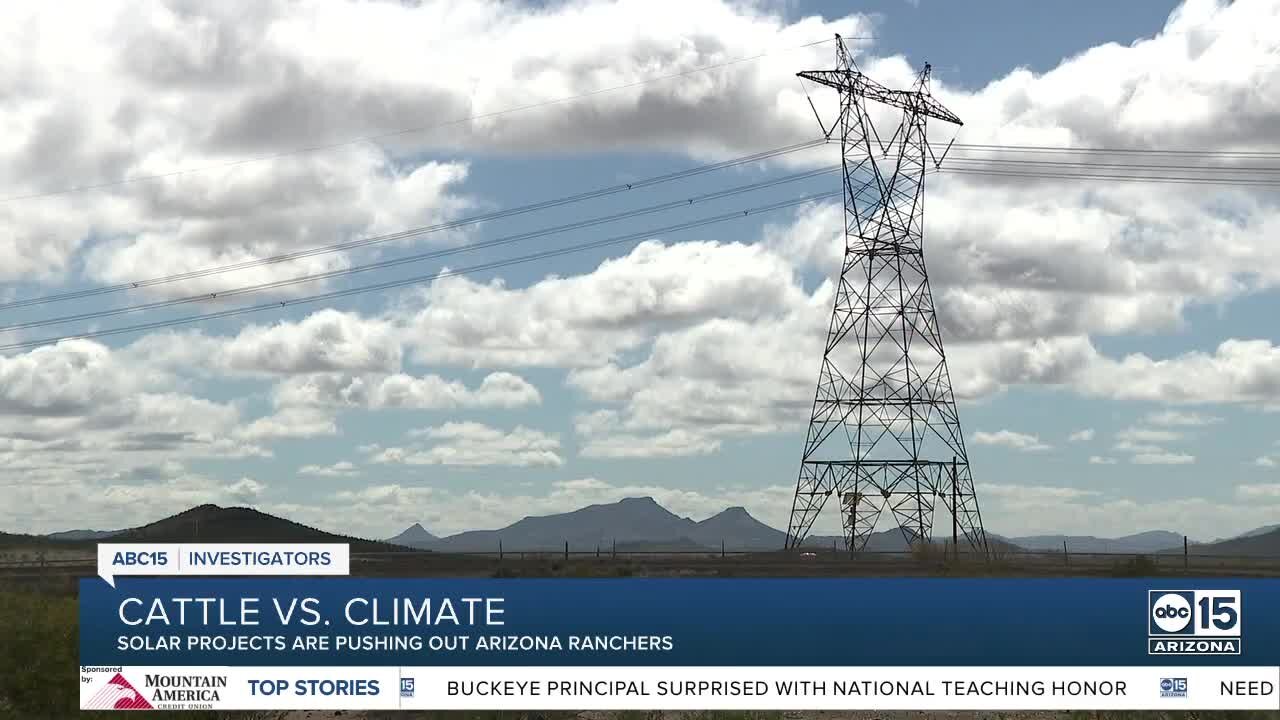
left=1, top=0, right=1278, bottom=541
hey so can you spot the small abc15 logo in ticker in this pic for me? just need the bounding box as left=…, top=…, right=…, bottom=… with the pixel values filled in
left=1148, top=590, right=1241, bottom=655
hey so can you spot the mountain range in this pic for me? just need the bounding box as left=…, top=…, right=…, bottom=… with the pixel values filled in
left=410, top=497, right=957, bottom=553
left=422, top=497, right=776, bottom=552
left=21, top=497, right=1279, bottom=556
left=1006, top=531, right=1185, bottom=554
left=1211, top=523, right=1279, bottom=543
left=44, top=529, right=121, bottom=541
left=24, top=504, right=403, bottom=553
left=1176, top=527, right=1280, bottom=558
left=378, top=496, right=1277, bottom=555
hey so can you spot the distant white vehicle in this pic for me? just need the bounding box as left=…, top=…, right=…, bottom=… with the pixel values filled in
left=800, top=552, right=816, bottom=558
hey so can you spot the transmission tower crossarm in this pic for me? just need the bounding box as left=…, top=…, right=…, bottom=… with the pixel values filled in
left=797, top=69, right=895, bottom=102
left=796, top=70, right=963, bottom=127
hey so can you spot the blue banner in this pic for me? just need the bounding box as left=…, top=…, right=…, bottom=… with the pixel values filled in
left=79, top=578, right=1280, bottom=667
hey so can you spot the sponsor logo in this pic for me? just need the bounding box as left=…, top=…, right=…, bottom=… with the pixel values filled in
left=1148, top=590, right=1242, bottom=655
left=401, top=677, right=416, bottom=698
left=84, top=673, right=154, bottom=710
left=1160, top=677, right=1188, bottom=698
left=144, top=673, right=227, bottom=705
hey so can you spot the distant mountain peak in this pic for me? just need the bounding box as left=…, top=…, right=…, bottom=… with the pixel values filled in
left=386, top=522, right=439, bottom=547
left=618, top=496, right=659, bottom=505
left=703, top=506, right=757, bottom=522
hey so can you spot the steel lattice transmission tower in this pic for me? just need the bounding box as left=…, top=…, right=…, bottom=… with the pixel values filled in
left=784, top=35, right=989, bottom=556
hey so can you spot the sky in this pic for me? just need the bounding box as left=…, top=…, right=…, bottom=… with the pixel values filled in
left=2, top=0, right=1279, bottom=542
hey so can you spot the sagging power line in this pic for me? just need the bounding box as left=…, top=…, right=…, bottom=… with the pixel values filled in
left=9, top=140, right=1278, bottom=316
left=0, top=138, right=828, bottom=312
left=0, top=189, right=840, bottom=354
left=5, top=150, right=1276, bottom=343
left=0, top=164, right=842, bottom=334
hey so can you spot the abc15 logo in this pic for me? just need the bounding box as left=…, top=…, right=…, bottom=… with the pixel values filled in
left=1148, top=590, right=1241, bottom=637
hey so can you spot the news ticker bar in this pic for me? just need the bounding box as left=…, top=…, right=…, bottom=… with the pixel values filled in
left=80, top=665, right=1279, bottom=711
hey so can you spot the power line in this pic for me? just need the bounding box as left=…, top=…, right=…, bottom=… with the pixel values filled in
left=8, top=140, right=1277, bottom=325
left=0, top=190, right=840, bottom=353
left=0, top=164, right=840, bottom=334
left=4, top=164, right=1269, bottom=349
left=7, top=147, right=1276, bottom=323
left=949, top=142, right=1280, bottom=158
left=943, top=156, right=1280, bottom=173
left=938, top=165, right=1280, bottom=187
left=0, top=138, right=828, bottom=312
left=0, top=37, right=855, bottom=205
left=7, top=134, right=1276, bottom=314
left=871, top=137, right=1280, bottom=160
